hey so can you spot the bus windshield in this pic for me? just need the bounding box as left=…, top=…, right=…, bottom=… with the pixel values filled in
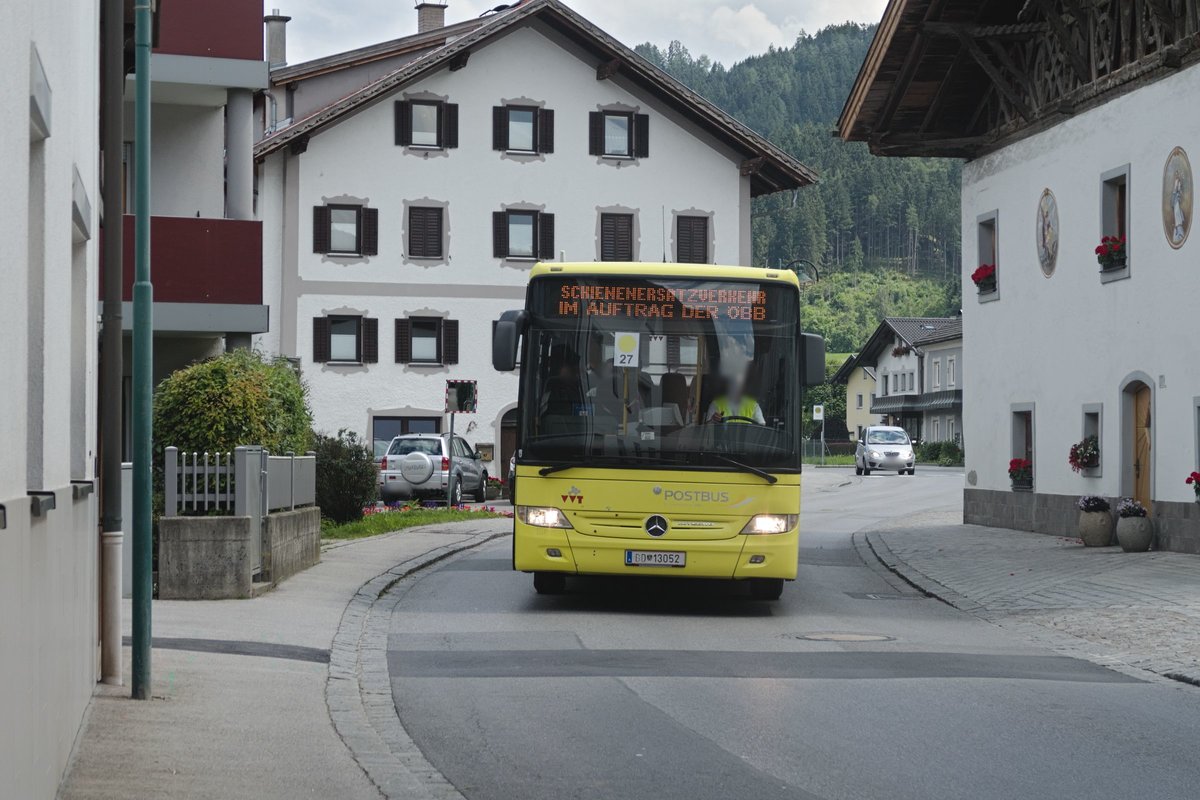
left=518, top=275, right=801, bottom=471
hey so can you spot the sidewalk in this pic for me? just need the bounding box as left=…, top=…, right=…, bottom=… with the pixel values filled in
left=60, top=519, right=512, bottom=800
left=868, top=512, right=1200, bottom=686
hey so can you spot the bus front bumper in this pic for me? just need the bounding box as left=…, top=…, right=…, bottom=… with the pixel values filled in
left=514, top=525, right=799, bottom=581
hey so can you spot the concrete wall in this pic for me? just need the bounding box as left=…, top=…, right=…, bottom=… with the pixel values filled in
left=262, top=507, right=321, bottom=584
left=257, top=21, right=753, bottom=475
left=148, top=103, right=226, bottom=218
left=0, top=1, right=101, bottom=796
left=159, top=516, right=255, bottom=600
left=960, top=60, right=1200, bottom=550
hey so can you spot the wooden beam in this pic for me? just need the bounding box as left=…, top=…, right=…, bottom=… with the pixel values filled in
left=448, top=50, right=470, bottom=71
left=740, top=156, right=767, bottom=176
left=923, top=21, right=1048, bottom=40
left=288, top=135, right=309, bottom=156
left=1148, top=0, right=1176, bottom=28
left=1034, top=0, right=1090, bottom=83
left=919, top=50, right=967, bottom=133
left=596, top=58, right=621, bottom=80
left=952, top=28, right=1035, bottom=121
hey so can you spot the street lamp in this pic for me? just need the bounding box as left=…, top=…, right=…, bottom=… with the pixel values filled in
left=782, top=259, right=820, bottom=285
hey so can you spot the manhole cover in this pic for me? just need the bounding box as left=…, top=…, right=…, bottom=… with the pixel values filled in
left=788, top=632, right=895, bottom=642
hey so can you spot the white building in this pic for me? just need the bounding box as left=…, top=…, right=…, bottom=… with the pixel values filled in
left=253, top=0, right=816, bottom=475
left=1, top=1, right=100, bottom=796
left=841, top=1, right=1200, bottom=553
left=836, top=317, right=963, bottom=444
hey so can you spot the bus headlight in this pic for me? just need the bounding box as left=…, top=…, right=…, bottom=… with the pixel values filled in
left=741, top=514, right=798, bottom=535
left=517, top=506, right=574, bottom=529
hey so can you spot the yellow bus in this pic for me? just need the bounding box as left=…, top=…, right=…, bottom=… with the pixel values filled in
left=492, top=263, right=824, bottom=600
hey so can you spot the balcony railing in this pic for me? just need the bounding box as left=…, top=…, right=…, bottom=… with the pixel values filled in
left=102, top=215, right=262, bottom=306
left=154, top=0, right=264, bottom=62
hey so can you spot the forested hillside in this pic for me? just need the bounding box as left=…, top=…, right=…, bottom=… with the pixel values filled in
left=637, top=25, right=964, bottom=352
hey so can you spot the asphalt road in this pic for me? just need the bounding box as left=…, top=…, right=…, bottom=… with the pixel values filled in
left=387, top=467, right=1200, bottom=800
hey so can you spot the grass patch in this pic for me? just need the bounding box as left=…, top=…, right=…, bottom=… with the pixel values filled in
left=321, top=507, right=508, bottom=541
left=802, top=454, right=857, bottom=466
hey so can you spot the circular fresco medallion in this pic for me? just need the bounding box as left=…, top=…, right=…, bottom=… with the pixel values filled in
left=1163, top=147, right=1193, bottom=249
left=1035, top=188, right=1059, bottom=277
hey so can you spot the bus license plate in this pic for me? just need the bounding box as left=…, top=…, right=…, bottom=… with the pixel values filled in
left=625, top=550, right=685, bottom=568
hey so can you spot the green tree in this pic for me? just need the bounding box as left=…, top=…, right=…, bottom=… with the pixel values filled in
left=153, top=349, right=313, bottom=455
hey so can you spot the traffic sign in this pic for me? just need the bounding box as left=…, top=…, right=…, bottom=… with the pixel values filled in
left=812, top=404, right=825, bottom=421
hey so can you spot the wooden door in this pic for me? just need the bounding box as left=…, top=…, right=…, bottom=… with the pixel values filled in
left=1133, top=386, right=1152, bottom=511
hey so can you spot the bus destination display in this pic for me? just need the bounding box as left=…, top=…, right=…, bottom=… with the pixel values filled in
left=553, top=283, right=770, bottom=321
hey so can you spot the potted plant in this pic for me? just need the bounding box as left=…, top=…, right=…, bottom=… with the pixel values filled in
left=1115, top=498, right=1154, bottom=552
left=1076, top=496, right=1113, bottom=547
left=1068, top=435, right=1100, bottom=472
left=891, top=344, right=912, bottom=357
left=485, top=477, right=502, bottom=501
left=1095, top=235, right=1127, bottom=271
left=971, top=264, right=997, bottom=293
left=1008, top=458, right=1033, bottom=491
left=1186, top=471, right=1200, bottom=503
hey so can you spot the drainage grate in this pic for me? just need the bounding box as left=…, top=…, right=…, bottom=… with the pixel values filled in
left=786, top=632, right=895, bottom=642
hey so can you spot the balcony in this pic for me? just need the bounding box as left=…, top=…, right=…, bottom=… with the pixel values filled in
left=101, top=216, right=267, bottom=335
left=154, top=0, right=264, bottom=62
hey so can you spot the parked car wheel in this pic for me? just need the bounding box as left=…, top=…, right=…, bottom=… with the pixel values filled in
left=907, top=468, right=916, bottom=476
left=475, top=471, right=488, bottom=503
left=450, top=478, right=463, bottom=507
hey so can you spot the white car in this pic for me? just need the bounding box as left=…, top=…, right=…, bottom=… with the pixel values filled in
left=855, top=426, right=915, bottom=476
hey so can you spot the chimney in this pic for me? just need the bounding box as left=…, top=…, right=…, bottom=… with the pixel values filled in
left=265, top=8, right=292, bottom=68
left=416, top=1, right=448, bottom=34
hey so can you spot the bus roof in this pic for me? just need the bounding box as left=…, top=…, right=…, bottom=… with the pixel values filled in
left=528, top=262, right=801, bottom=287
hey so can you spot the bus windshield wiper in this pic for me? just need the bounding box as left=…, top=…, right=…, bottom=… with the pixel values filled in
left=703, top=453, right=778, bottom=484
left=537, top=454, right=688, bottom=477
left=537, top=462, right=577, bottom=477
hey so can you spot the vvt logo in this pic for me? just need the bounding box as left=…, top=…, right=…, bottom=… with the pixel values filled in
left=561, top=486, right=584, bottom=504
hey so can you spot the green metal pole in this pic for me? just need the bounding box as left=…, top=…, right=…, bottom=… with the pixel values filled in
left=131, top=0, right=154, bottom=700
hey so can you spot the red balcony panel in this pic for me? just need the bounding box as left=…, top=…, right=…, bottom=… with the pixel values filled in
left=103, top=216, right=263, bottom=305
left=154, top=0, right=264, bottom=62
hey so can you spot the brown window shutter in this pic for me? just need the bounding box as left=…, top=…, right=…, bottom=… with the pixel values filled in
left=409, top=207, right=443, bottom=259
left=408, top=207, right=425, bottom=257
left=601, top=214, right=617, bottom=261
left=588, top=112, right=604, bottom=156
left=634, top=114, right=650, bottom=158
left=493, top=211, right=509, bottom=258
left=361, top=208, right=379, bottom=256
left=395, top=101, right=412, bottom=146
left=677, top=216, right=692, bottom=263
left=538, top=212, right=555, bottom=260
left=667, top=336, right=681, bottom=367
left=493, top=106, right=508, bottom=151
left=538, top=108, right=554, bottom=154
left=678, top=216, right=708, bottom=263
left=312, top=317, right=331, bottom=363
left=443, top=319, right=460, bottom=365
left=313, top=206, right=332, bottom=253
left=362, top=318, right=379, bottom=363
left=443, top=103, right=459, bottom=148
left=395, top=319, right=412, bottom=364
left=615, top=214, right=632, bottom=260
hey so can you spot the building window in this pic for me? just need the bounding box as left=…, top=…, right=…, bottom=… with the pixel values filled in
left=933, top=360, right=941, bottom=389
left=856, top=393, right=864, bottom=410
left=494, top=210, right=554, bottom=260
left=947, top=357, right=956, bottom=388
left=976, top=211, right=998, bottom=299
left=932, top=418, right=941, bottom=442
left=948, top=418, right=956, bottom=443
left=1081, top=404, right=1103, bottom=475
left=373, top=416, right=442, bottom=458
left=407, top=206, right=444, bottom=259
left=676, top=215, right=709, bottom=263
left=1012, top=406, right=1035, bottom=481
left=395, top=317, right=459, bottom=365
left=879, top=374, right=888, bottom=397
left=589, top=111, right=649, bottom=158
left=493, top=106, right=554, bottom=154
left=600, top=213, right=635, bottom=261
left=312, top=316, right=379, bottom=364
left=313, top=205, right=378, bottom=256
left=1101, top=165, right=1131, bottom=281
left=395, top=99, right=459, bottom=149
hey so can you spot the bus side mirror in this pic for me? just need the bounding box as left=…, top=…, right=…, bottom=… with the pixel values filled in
left=801, top=333, right=825, bottom=387
left=492, top=310, right=527, bottom=372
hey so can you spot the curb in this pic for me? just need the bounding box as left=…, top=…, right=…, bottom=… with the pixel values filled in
left=862, top=531, right=1199, bottom=689
left=326, top=527, right=509, bottom=800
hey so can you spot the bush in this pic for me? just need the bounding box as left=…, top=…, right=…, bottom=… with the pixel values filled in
left=916, top=441, right=943, bottom=462
left=313, top=429, right=378, bottom=524
left=154, top=349, right=312, bottom=455
left=937, top=442, right=964, bottom=466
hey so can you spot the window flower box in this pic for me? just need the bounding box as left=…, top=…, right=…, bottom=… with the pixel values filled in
left=1068, top=436, right=1100, bottom=473
left=1096, top=236, right=1127, bottom=272
left=1009, top=458, right=1033, bottom=491
left=971, top=264, right=997, bottom=294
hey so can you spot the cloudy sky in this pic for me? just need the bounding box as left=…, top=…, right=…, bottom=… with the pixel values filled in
left=279, top=1, right=888, bottom=68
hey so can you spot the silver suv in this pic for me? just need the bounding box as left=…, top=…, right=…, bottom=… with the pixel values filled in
left=379, top=433, right=488, bottom=505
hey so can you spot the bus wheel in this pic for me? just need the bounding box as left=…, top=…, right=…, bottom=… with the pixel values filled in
left=533, top=572, right=566, bottom=595
left=749, top=578, right=784, bottom=601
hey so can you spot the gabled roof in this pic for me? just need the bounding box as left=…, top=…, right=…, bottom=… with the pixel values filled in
left=831, top=355, right=858, bottom=385
left=255, top=0, right=818, bottom=196
left=854, top=316, right=962, bottom=366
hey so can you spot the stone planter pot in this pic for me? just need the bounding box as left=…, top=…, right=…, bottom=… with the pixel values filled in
left=1077, top=511, right=1114, bottom=547
left=485, top=485, right=500, bottom=501
left=977, top=278, right=997, bottom=294
left=1116, top=516, right=1154, bottom=552
left=1011, top=477, right=1032, bottom=492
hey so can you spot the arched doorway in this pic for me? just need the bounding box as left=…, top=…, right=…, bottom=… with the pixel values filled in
left=499, top=408, right=519, bottom=482
left=1121, top=376, right=1154, bottom=512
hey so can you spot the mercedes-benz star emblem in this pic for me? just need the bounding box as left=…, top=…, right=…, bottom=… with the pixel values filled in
left=645, top=515, right=669, bottom=537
